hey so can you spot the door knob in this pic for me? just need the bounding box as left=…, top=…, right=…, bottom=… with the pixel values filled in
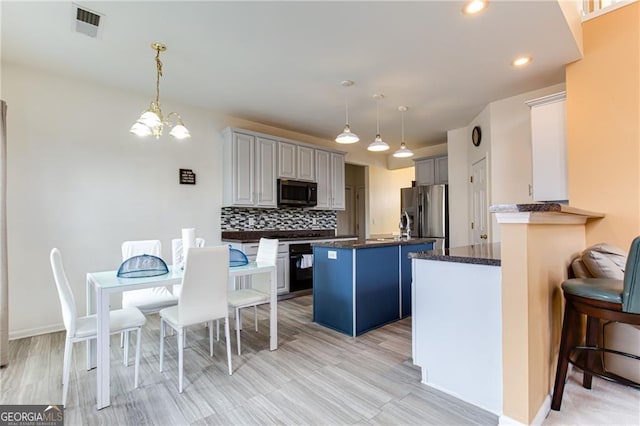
left=480, top=234, right=488, bottom=240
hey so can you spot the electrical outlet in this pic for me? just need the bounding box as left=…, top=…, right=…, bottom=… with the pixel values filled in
left=248, top=217, right=255, bottom=226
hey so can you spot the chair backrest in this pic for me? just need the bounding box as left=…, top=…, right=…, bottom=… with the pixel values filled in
left=252, top=238, right=278, bottom=294
left=623, top=236, right=640, bottom=313
left=256, top=238, right=278, bottom=265
left=171, top=237, right=205, bottom=266
left=122, top=240, right=162, bottom=261
left=49, top=248, right=77, bottom=336
left=178, top=246, right=229, bottom=325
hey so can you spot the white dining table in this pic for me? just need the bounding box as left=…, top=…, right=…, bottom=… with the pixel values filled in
left=85, top=262, right=277, bottom=410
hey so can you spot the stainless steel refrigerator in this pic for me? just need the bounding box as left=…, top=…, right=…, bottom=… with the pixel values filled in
left=400, top=184, right=449, bottom=249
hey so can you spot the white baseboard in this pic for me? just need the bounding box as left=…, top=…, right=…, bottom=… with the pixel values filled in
left=499, top=394, right=550, bottom=426
left=9, top=323, right=64, bottom=340
left=422, top=381, right=502, bottom=417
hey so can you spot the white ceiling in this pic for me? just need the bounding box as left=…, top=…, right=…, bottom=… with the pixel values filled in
left=1, top=1, right=582, bottom=150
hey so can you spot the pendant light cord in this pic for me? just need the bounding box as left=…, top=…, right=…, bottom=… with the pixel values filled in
left=376, top=100, right=380, bottom=135
left=345, top=97, right=349, bottom=126
left=401, top=109, right=405, bottom=142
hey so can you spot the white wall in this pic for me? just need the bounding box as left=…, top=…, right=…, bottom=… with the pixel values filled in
left=447, top=127, right=469, bottom=248
left=3, top=62, right=222, bottom=337
left=488, top=83, right=566, bottom=241
left=448, top=83, right=567, bottom=246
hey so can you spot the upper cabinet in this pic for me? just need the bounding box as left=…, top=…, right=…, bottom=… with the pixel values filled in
left=222, top=127, right=345, bottom=210
left=415, top=155, right=448, bottom=186
left=315, top=150, right=345, bottom=210
left=222, top=129, right=277, bottom=208
left=278, top=142, right=315, bottom=181
left=525, top=92, right=568, bottom=202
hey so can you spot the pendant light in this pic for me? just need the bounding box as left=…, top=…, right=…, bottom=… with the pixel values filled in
left=130, top=42, right=190, bottom=140
left=393, top=106, right=414, bottom=158
left=335, top=80, right=359, bottom=144
left=368, top=94, right=390, bottom=152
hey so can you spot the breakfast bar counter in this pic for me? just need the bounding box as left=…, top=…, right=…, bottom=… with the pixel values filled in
left=409, top=243, right=503, bottom=415
left=312, top=238, right=435, bottom=336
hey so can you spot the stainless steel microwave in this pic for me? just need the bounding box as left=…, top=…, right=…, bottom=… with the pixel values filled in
left=277, top=179, right=318, bottom=207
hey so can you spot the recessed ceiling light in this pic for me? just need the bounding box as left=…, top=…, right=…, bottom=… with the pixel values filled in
left=462, top=0, right=489, bottom=15
left=512, top=56, right=532, bottom=67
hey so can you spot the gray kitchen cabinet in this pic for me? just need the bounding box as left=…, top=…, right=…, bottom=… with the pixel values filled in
left=526, top=91, right=568, bottom=202
left=315, top=150, right=345, bottom=210
left=278, top=142, right=315, bottom=181
left=222, top=128, right=277, bottom=208
left=434, top=156, right=448, bottom=184
left=415, top=155, right=447, bottom=186
left=298, top=145, right=315, bottom=181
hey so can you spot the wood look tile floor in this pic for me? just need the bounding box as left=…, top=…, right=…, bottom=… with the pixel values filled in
left=1, top=295, right=638, bottom=425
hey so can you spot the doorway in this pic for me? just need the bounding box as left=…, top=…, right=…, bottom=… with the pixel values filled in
left=337, top=164, right=366, bottom=238
left=470, top=157, right=488, bottom=244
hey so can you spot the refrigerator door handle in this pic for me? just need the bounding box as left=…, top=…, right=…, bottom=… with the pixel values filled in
left=419, top=192, right=425, bottom=237
left=425, top=190, right=431, bottom=236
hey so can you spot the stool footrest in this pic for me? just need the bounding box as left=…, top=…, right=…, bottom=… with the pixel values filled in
left=569, top=346, right=640, bottom=389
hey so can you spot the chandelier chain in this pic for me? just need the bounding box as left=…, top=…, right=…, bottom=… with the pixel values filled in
left=155, top=48, right=163, bottom=108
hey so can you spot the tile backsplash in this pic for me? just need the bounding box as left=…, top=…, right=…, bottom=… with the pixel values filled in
left=221, top=207, right=336, bottom=231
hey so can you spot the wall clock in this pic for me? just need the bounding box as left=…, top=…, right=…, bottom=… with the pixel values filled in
left=472, top=126, right=482, bottom=147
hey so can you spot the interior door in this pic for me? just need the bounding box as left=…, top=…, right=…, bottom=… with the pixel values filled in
left=337, top=185, right=355, bottom=235
left=471, top=158, right=488, bottom=244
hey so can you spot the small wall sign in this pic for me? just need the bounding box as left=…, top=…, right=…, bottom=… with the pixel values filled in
left=179, top=169, right=196, bottom=185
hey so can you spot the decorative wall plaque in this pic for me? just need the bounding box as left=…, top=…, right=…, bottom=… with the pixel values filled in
left=179, top=169, right=196, bottom=185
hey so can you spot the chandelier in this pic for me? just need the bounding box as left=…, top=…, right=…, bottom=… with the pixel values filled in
left=130, top=42, right=190, bottom=140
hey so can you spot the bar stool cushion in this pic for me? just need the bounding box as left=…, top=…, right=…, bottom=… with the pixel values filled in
left=561, top=277, right=623, bottom=304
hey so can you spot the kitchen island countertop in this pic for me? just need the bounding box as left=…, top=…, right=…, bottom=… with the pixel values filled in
left=409, top=243, right=501, bottom=266
left=312, top=238, right=436, bottom=249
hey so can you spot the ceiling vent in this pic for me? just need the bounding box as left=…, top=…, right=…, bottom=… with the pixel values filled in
left=72, top=4, right=104, bottom=39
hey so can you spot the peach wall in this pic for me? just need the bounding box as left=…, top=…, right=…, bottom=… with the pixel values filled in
left=500, top=222, right=585, bottom=424
left=368, top=165, right=414, bottom=235
left=566, top=2, right=640, bottom=249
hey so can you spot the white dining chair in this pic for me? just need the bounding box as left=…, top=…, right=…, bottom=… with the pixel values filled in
left=121, top=240, right=178, bottom=362
left=171, top=237, right=206, bottom=298
left=159, top=246, right=233, bottom=393
left=228, top=238, right=278, bottom=355
left=50, top=248, right=146, bottom=406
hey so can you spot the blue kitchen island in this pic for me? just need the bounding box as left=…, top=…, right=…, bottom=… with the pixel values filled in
left=312, top=238, right=434, bottom=336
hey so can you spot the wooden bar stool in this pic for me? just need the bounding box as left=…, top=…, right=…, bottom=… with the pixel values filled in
left=551, top=236, right=640, bottom=411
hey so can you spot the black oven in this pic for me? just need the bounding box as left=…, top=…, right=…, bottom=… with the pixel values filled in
left=289, top=243, right=313, bottom=292
left=278, top=179, right=318, bottom=207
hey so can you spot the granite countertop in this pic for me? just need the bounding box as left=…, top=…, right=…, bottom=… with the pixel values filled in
left=409, top=243, right=501, bottom=266
left=222, top=229, right=358, bottom=243
left=312, top=238, right=436, bottom=249
left=489, top=203, right=604, bottom=218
